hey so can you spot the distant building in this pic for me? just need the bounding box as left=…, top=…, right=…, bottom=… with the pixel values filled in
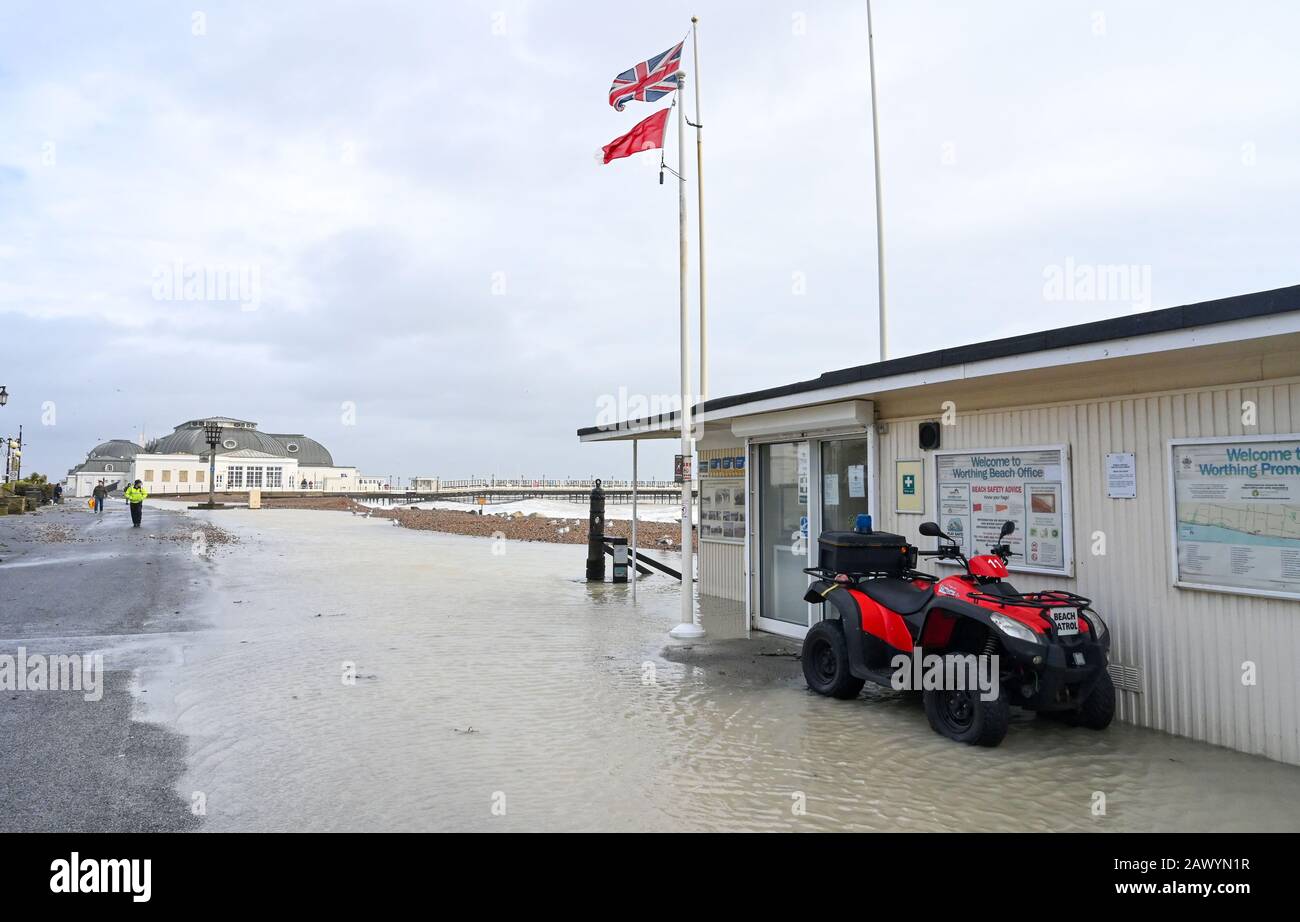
left=66, top=439, right=141, bottom=497
left=65, top=417, right=358, bottom=496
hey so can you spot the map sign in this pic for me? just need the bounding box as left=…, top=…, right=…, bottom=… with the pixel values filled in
left=933, top=446, right=1072, bottom=576
left=1171, top=437, right=1300, bottom=597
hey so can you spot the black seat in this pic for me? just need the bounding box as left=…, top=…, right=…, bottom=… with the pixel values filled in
left=862, top=578, right=934, bottom=615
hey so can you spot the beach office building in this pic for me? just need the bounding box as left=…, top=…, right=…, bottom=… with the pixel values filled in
left=579, top=285, right=1300, bottom=765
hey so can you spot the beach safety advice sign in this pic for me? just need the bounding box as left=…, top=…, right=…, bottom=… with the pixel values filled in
left=1170, top=435, right=1300, bottom=599
left=932, top=445, right=1073, bottom=576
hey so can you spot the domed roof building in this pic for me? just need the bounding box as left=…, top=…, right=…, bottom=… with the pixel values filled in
left=88, top=439, right=142, bottom=461
left=65, top=416, right=360, bottom=497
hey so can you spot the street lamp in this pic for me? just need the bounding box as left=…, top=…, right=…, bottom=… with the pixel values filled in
left=0, top=386, right=9, bottom=406
left=188, top=421, right=228, bottom=510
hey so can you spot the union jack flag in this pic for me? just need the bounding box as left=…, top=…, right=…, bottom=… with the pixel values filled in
left=608, top=41, right=684, bottom=112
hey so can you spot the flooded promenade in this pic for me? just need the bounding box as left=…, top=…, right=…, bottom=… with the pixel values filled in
left=5, top=502, right=1300, bottom=831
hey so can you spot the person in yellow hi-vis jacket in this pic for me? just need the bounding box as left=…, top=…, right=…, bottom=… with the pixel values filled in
left=124, top=480, right=148, bottom=528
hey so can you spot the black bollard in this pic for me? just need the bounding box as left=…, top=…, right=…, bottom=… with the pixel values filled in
left=586, top=479, right=606, bottom=581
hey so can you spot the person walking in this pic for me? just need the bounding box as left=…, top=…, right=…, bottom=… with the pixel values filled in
left=124, top=479, right=148, bottom=528
left=53, top=483, right=63, bottom=504
left=92, top=480, right=107, bottom=515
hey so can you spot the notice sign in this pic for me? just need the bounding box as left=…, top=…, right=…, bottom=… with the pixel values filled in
left=1106, top=452, right=1137, bottom=498
left=933, top=446, right=1072, bottom=576
left=895, top=459, right=924, bottom=514
left=700, top=480, right=746, bottom=544
left=1171, top=436, right=1300, bottom=598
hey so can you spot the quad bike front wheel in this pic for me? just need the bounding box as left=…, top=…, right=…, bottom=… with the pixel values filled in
left=924, top=686, right=1010, bottom=747
left=1075, top=669, right=1116, bottom=730
left=801, top=620, right=865, bottom=700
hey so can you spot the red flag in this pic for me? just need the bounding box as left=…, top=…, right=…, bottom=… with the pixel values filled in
left=602, top=108, right=669, bottom=165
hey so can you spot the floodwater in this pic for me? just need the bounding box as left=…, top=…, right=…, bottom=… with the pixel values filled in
left=134, top=507, right=1300, bottom=832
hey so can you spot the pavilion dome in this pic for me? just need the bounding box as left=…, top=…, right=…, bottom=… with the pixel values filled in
left=89, top=439, right=141, bottom=460
left=154, top=423, right=295, bottom=458
left=264, top=434, right=334, bottom=467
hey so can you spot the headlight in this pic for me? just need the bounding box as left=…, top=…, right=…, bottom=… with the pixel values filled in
left=1082, top=610, right=1107, bottom=639
left=990, top=612, right=1042, bottom=644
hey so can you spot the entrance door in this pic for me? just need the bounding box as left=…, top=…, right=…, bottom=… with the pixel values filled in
left=820, top=438, right=870, bottom=533
left=756, top=442, right=810, bottom=636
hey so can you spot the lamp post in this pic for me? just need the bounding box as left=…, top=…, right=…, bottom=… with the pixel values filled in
left=1, top=387, right=9, bottom=485
left=190, top=421, right=227, bottom=510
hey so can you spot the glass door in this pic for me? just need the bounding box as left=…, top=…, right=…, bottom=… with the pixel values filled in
left=757, top=442, right=810, bottom=634
left=820, top=438, right=870, bottom=533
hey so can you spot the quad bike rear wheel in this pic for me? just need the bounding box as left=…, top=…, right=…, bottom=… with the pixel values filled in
left=801, top=620, right=865, bottom=700
left=924, top=686, right=1010, bottom=747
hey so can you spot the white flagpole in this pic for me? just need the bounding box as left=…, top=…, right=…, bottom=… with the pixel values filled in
left=867, top=0, right=888, bottom=361
left=670, top=75, right=703, bottom=640
left=691, top=16, right=708, bottom=404
left=632, top=438, right=638, bottom=603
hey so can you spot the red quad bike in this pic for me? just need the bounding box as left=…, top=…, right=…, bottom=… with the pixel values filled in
left=801, top=520, right=1115, bottom=747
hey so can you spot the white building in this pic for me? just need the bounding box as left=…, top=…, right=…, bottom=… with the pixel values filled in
left=66, top=439, right=140, bottom=497
left=581, top=285, right=1300, bottom=766
left=67, top=417, right=358, bottom=496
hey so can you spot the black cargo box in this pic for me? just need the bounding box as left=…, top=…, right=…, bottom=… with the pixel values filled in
left=818, top=530, right=916, bottom=575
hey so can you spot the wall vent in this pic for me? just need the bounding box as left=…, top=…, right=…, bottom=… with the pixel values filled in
left=1108, top=662, right=1144, bottom=694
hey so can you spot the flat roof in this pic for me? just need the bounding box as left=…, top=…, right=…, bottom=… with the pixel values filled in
left=578, top=283, right=1300, bottom=439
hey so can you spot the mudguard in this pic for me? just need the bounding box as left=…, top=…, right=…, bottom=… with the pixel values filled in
left=845, top=588, right=913, bottom=652
left=805, top=580, right=912, bottom=678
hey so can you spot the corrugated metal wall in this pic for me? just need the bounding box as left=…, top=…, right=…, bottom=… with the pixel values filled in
left=700, top=540, right=745, bottom=602
left=876, top=380, right=1300, bottom=765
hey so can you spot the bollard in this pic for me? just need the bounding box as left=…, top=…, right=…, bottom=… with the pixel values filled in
left=586, top=479, right=606, bottom=581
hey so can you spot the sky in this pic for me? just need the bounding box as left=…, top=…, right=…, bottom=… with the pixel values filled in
left=2, top=0, right=1298, bottom=482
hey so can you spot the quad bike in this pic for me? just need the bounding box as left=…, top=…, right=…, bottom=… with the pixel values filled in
left=801, top=520, right=1114, bottom=747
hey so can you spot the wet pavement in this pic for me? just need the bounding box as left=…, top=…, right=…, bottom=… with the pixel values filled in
left=5, top=500, right=1300, bottom=831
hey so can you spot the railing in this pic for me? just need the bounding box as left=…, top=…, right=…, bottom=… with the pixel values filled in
left=426, top=478, right=680, bottom=492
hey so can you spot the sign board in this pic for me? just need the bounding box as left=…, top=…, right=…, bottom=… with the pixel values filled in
left=895, top=459, right=924, bottom=514
left=932, top=445, right=1073, bottom=576
left=699, top=448, right=745, bottom=477
left=1106, top=452, right=1137, bottom=498
left=673, top=454, right=692, bottom=483
left=1169, top=435, right=1300, bottom=599
left=699, top=480, right=746, bottom=544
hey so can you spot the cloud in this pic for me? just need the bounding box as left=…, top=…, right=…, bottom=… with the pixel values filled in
left=2, top=0, right=1299, bottom=479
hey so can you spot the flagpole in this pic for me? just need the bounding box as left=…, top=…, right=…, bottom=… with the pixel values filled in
left=670, top=73, right=703, bottom=640
left=867, top=0, right=888, bottom=361
left=691, top=16, right=708, bottom=404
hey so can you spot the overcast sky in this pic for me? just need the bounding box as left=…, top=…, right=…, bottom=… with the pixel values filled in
left=2, top=0, right=1298, bottom=481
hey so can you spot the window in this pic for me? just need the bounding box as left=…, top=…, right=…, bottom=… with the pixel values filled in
left=179, top=470, right=188, bottom=483
left=228, top=466, right=244, bottom=488
left=196, top=470, right=205, bottom=483
left=162, top=470, right=171, bottom=483
left=143, top=469, right=154, bottom=481
left=266, top=467, right=283, bottom=488
left=248, top=466, right=264, bottom=488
